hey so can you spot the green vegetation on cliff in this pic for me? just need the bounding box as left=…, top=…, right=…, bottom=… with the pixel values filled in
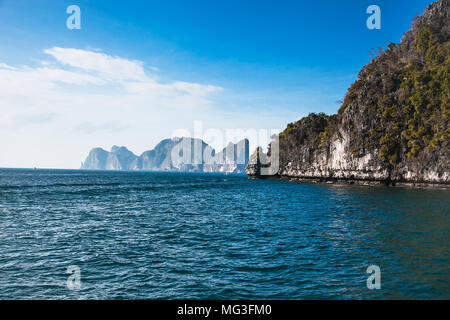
left=278, top=0, right=449, bottom=174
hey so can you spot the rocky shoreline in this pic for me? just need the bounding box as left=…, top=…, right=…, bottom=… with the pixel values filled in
left=248, top=174, right=450, bottom=189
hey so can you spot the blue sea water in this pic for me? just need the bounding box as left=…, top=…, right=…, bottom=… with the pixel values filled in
left=0, top=168, right=449, bottom=299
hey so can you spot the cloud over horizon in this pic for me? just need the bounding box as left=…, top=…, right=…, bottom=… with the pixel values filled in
left=0, top=46, right=224, bottom=123
left=0, top=47, right=302, bottom=169
left=0, top=47, right=227, bottom=168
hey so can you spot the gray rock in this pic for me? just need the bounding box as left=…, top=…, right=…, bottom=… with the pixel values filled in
left=81, top=138, right=249, bottom=173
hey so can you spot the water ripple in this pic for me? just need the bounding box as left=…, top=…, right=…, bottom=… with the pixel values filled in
left=0, top=169, right=449, bottom=299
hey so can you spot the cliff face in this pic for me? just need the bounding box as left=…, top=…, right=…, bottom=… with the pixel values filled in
left=80, top=146, right=138, bottom=171
left=81, top=138, right=249, bottom=173
left=247, top=0, right=449, bottom=185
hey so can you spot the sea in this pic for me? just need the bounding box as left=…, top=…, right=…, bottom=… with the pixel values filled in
left=0, top=168, right=449, bottom=299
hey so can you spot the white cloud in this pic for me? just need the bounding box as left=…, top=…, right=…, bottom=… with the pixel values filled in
left=0, top=46, right=223, bottom=112
left=44, top=47, right=148, bottom=81
left=0, top=47, right=298, bottom=169
left=0, top=47, right=225, bottom=168
left=0, top=63, right=17, bottom=70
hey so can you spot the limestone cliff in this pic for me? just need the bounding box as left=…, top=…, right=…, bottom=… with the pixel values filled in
left=247, top=0, right=449, bottom=186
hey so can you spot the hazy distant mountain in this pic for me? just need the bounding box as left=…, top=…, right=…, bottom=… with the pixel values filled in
left=203, top=140, right=249, bottom=173
left=81, top=137, right=249, bottom=173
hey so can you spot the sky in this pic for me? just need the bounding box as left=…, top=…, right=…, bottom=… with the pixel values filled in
left=0, top=0, right=435, bottom=168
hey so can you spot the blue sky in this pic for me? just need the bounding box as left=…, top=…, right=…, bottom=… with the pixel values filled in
left=0, top=0, right=435, bottom=168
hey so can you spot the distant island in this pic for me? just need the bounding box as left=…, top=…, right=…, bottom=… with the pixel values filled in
left=81, top=137, right=249, bottom=173
left=247, top=0, right=449, bottom=187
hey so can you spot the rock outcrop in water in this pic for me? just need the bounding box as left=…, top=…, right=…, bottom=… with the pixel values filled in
left=247, top=0, right=449, bottom=186
left=81, top=137, right=249, bottom=173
